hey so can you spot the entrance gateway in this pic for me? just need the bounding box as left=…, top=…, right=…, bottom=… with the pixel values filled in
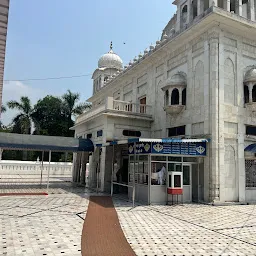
left=96, top=138, right=209, bottom=205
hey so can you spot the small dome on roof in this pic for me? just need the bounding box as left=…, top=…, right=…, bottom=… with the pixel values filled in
left=244, top=68, right=256, bottom=83
left=166, top=73, right=186, bottom=87
left=98, top=42, right=123, bottom=70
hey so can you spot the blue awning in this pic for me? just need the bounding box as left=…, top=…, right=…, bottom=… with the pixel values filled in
left=245, top=144, right=256, bottom=152
left=0, top=133, right=94, bottom=152
left=96, top=138, right=210, bottom=147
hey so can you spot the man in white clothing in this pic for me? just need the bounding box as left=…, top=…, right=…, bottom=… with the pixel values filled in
left=158, top=165, right=166, bottom=185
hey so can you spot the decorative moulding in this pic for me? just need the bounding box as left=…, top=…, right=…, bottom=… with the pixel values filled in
left=164, top=105, right=185, bottom=114
left=245, top=102, right=256, bottom=112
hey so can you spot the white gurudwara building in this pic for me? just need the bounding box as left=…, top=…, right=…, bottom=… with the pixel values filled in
left=72, top=0, right=256, bottom=204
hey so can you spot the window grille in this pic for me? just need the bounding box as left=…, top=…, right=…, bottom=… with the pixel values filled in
left=245, top=159, right=256, bottom=187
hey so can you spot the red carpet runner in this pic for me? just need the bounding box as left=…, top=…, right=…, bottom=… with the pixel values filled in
left=81, top=196, right=135, bottom=256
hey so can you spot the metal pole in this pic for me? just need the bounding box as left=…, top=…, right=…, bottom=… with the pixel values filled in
left=47, top=150, right=51, bottom=192
left=111, top=145, right=115, bottom=196
left=181, top=157, right=183, bottom=205
left=40, top=151, right=44, bottom=186
left=132, top=142, right=136, bottom=208
left=198, top=159, right=200, bottom=203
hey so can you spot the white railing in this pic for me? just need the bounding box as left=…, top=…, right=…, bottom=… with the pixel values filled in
left=76, top=104, right=106, bottom=124
left=0, top=160, right=72, bottom=175
left=112, top=100, right=152, bottom=115
left=75, top=97, right=153, bottom=124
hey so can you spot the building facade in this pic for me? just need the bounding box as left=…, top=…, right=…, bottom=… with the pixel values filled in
left=73, top=0, right=256, bottom=204
left=0, top=0, right=10, bottom=115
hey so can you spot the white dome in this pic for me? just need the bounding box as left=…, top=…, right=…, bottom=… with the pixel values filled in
left=245, top=68, right=256, bottom=83
left=166, top=73, right=187, bottom=87
left=98, top=49, right=123, bottom=70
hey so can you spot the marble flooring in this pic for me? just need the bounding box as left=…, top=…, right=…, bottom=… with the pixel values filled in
left=1, top=185, right=256, bottom=255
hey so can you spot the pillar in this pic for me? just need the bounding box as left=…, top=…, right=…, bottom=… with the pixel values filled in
left=187, top=0, right=193, bottom=23
left=101, top=75, right=104, bottom=88
left=249, top=0, right=255, bottom=21
left=169, top=88, right=172, bottom=106
left=236, top=0, right=243, bottom=16
left=238, top=124, right=246, bottom=202
left=80, top=152, right=89, bottom=185
left=226, top=0, right=231, bottom=11
left=179, top=88, right=183, bottom=105
left=248, top=82, right=253, bottom=103
left=197, top=0, right=201, bottom=15
left=208, top=30, right=220, bottom=202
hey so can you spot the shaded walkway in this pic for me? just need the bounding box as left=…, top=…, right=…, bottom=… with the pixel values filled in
left=81, top=196, right=135, bottom=256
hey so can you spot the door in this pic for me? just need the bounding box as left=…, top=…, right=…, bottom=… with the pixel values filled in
left=182, top=164, right=192, bottom=203
left=139, top=97, right=146, bottom=113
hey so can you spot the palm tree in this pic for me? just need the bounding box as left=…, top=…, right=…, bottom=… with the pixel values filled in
left=1, top=104, right=6, bottom=113
left=62, top=90, right=91, bottom=132
left=7, top=96, right=35, bottom=134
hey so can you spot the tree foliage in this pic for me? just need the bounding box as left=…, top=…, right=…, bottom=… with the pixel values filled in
left=7, top=96, right=35, bottom=134
left=1, top=90, right=89, bottom=161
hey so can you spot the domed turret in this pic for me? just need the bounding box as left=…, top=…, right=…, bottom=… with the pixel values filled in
left=244, top=68, right=256, bottom=83
left=92, top=42, right=123, bottom=95
left=98, top=42, right=123, bottom=70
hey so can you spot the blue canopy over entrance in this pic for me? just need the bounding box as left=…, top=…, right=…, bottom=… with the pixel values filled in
left=0, top=133, right=94, bottom=152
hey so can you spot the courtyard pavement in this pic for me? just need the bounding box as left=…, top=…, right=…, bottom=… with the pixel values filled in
left=0, top=185, right=256, bottom=256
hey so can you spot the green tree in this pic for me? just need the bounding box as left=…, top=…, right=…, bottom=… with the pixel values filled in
left=1, top=104, right=6, bottom=113
left=32, top=95, right=69, bottom=136
left=62, top=90, right=91, bottom=136
left=7, top=96, right=35, bottom=134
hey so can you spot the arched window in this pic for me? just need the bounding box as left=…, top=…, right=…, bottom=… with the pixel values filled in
left=230, top=0, right=236, bottom=13
left=253, top=85, right=256, bottom=102
left=242, top=0, right=248, bottom=18
left=218, top=0, right=224, bottom=8
left=244, top=85, right=249, bottom=104
left=192, top=0, right=198, bottom=18
left=181, top=5, right=188, bottom=24
left=171, top=89, right=179, bottom=105
left=165, top=90, right=169, bottom=106
left=203, top=0, right=209, bottom=11
left=182, top=88, right=186, bottom=106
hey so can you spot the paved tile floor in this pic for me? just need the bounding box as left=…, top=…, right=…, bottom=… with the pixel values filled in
left=114, top=201, right=256, bottom=256
left=1, top=186, right=256, bottom=256
left=0, top=186, right=91, bottom=256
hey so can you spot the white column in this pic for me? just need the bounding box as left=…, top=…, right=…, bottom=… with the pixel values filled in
left=179, top=88, right=183, bottom=105
left=236, top=0, right=243, bottom=16
left=209, top=31, right=220, bottom=202
left=187, top=0, right=192, bottom=23
left=169, top=88, right=172, bottom=105
left=238, top=124, right=246, bottom=202
left=197, top=0, right=201, bottom=15
left=249, top=0, right=255, bottom=21
left=226, top=0, right=231, bottom=11
left=101, top=75, right=104, bottom=87
left=248, top=82, right=253, bottom=103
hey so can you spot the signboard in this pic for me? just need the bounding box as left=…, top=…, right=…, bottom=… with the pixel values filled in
left=128, top=142, right=206, bottom=156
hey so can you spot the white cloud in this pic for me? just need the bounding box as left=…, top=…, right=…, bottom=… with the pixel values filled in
left=1, top=81, right=44, bottom=125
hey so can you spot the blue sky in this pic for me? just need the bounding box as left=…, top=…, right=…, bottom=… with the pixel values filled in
left=2, top=0, right=176, bottom=125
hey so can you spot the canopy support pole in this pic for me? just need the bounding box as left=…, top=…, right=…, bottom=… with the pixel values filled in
left=40, top=151, right=44, bottom=186
left=111, top=145, right=115, bottom=197
left=47, top=150, right=51, bottom=192
left=132, top=142, right=136, bottom=208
